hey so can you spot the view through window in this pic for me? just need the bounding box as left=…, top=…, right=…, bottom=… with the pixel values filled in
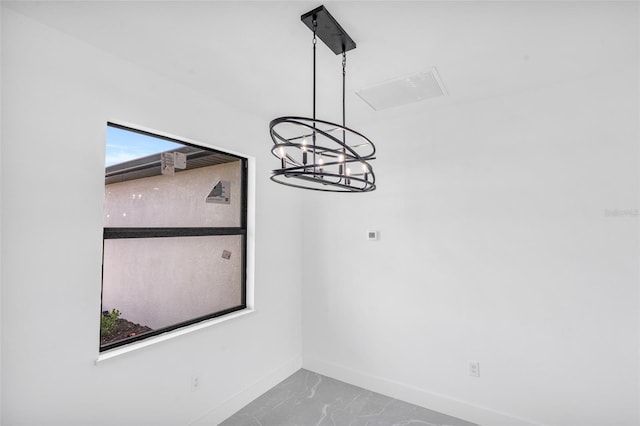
left=100, top=123, right=248, bottom=351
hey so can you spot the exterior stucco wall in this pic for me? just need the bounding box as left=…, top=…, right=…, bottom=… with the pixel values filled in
left=102, top=161, right=243, bottom=329
left=104, top=161, right=241, bottom=228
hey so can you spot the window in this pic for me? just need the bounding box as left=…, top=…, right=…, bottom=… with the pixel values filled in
left=100, top=123, right=248, bottom=351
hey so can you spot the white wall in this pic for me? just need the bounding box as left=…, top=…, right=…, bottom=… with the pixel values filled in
left=3, top=3, right=639, bottom=426
left=302, top=66, right=639, bottom=425
left=1, top=8, right=302, bottom=426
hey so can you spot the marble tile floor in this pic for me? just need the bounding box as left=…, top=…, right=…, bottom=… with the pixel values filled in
left=220, top=369, right=478, bottom=426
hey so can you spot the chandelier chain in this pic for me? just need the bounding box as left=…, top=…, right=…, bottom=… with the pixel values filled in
left=312, top=19, right=317, bottom=122
left=342, top=51, right=347, bottom=155
left=312, top=18, right=318, bottom=169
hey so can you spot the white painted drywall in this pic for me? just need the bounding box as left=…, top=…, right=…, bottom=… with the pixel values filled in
left=1, top=8, right=301, bottom=426
left=3, top=3, right=639, bottom=426
left=302, top=49, right=640, bottom=426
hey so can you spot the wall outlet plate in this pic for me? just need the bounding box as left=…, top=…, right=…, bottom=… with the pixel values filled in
left=469, top=361, right=480, bottom=377
left=191, top=375, right=200, bottom=392
left=367, top=230, right=379, bottom=241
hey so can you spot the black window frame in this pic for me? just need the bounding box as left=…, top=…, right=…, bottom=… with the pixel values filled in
left=100, top=122, right=248, bottom=352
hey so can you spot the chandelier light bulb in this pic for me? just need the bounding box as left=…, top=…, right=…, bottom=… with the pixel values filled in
left=301, top=138, right=308, bottom=165
left=279, top=146, right=286, bottom=169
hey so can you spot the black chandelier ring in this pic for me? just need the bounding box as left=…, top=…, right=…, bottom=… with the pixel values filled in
left=270, top=115, right=376, bottom=192
left=270, top=116, right=376, bottom=161
left=271, top=165, right=376, bottom=192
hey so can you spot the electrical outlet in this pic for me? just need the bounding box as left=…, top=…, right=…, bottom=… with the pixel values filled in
left=469, top=361, right=480, bottom=377
left=191, top=375, right=200, bottom=392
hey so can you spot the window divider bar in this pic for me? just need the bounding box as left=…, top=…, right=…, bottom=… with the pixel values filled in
left=104, top=227, right=247, bottom=239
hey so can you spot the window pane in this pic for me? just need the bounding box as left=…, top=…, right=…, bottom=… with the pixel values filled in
left=104, top=160, right=243, bottom=228
left=101, top=235, right=244, bottom=347
left=101, top=124, right=248, bottom=351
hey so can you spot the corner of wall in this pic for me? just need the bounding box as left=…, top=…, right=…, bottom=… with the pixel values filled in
left=189, top=355, right=301, bottom=426
left=303, top=357, right=546, bottom=426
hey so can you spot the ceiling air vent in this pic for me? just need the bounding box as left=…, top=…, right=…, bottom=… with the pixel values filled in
left=356, top=68, right=448, bottom=111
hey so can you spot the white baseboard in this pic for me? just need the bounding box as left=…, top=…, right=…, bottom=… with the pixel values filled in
left=302, top=357, right=546, bottom=426
left=189, top=355, right=302, bottom=426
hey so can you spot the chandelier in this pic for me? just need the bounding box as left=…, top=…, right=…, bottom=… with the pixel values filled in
left=269, top=5, right=377, bottom=192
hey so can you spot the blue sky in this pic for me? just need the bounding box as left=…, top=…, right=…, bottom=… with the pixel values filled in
left=105, top=126, right=183, bottom=167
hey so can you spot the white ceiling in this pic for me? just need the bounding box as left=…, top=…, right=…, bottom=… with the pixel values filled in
left=5, top=1, right=638, bottom=127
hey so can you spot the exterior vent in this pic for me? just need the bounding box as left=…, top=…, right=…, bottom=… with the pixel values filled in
left=206, top=180, right=230, bottom=204
left=356, top=68, right=448, bottom=111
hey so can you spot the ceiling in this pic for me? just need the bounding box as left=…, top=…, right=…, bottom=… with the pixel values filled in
left=5, top=1, right=638, bottom=127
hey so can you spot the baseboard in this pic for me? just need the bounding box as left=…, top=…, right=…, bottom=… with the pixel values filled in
left=189, top=355, right=302, bottom=426
left=303, top=357, right=546, bottom=426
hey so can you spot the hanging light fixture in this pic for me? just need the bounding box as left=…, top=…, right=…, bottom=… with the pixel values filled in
left=269, top=5, right=377, bottom=192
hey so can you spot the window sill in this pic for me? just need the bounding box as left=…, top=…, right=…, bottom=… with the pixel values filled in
left=95, top=308, right=255, bottom=365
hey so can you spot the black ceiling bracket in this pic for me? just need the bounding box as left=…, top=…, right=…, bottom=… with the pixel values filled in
left=301, top=5, right=356, bottom=55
